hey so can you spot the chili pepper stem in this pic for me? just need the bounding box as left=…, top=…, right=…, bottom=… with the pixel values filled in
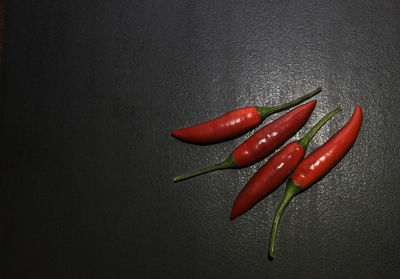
left=257, top=86, right=322, bottom=119
left=173, top=155, right=237, bottom=182
left=297, top=105, right=342, bottom=150
left=268, top=179, right=303, bottom=259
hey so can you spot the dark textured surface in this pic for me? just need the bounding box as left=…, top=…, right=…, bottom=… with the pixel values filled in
left=1, top=1, right=400, bottom=278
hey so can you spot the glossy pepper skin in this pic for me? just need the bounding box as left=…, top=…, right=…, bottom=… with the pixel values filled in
left=172, top=87, right=322, bottom=144
left=232, top=101, right=316, bottom=167
left=290, top=105, right=363, bottom=188
left=268, top=105, right=363, bottom=259
left=172, top=107, right=261, bottom=144
left=230, top=106, right=342, bottom=220
left=173, top=100, right=316, bottom=182
left=230, top=142, right=305, bottom=220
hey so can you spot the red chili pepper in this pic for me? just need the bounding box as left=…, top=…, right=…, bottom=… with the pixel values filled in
left=173, top=100, right=316, bottom=182
left=172, top=87, right=322, bottom=144
left=268, top=105, right=363, bottom=258
left=230, top=106, right=342, bottom=220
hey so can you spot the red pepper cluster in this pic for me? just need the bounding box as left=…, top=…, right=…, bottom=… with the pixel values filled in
left=172, top=87, right=363, bottom=259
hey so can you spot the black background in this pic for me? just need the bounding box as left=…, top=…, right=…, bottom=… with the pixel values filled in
left=2, top=1, right=400, bottom=278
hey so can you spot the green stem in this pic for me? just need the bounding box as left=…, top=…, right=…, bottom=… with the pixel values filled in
left=268, top=179, right=303, bottom=259
left=173, top=155, right=237, bottom=182
left=257, top=86, right=322, bottom=119
left=297, top=105, right=342, bottom=150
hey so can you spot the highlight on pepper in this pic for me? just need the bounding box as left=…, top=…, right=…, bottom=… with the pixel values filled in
left=268, top=105, right=363, bottom=259
left=172, top=86, right=322, bottom=144
left=173, top=101, right=316, bottom=182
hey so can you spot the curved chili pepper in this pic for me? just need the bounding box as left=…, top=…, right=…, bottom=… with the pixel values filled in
left=172, top=87, right=322, bottom=144
left=230, top=106, right=342, bottom=220
left=268, top=105, right=363, bottom=258
left=173, top=100, right=316, bottom=182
